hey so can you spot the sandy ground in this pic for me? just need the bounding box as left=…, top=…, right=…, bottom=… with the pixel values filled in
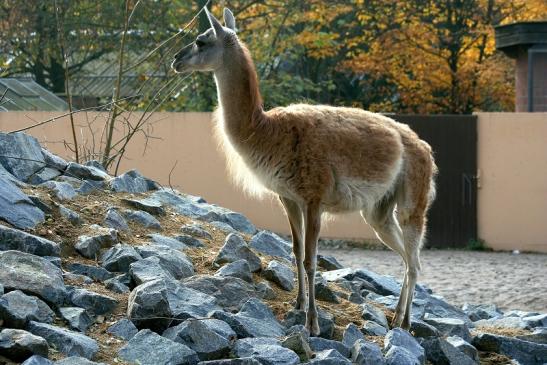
left=320, top=248, right=547, bottom=313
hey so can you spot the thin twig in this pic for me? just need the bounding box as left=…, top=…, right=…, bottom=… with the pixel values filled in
left=168, top=160, right=178, bottom=191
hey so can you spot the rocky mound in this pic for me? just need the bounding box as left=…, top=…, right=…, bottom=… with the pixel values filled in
left=0, top=131, right=546, bottom=365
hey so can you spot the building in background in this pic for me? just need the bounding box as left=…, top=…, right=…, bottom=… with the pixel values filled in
left=0, top=78, right=68, bottom=111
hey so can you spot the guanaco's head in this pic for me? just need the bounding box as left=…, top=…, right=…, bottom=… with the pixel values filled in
left=172, top=7, right=237, bottom=73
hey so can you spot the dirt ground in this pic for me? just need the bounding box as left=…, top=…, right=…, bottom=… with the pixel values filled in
left=320, top=247, right=547, bottom=313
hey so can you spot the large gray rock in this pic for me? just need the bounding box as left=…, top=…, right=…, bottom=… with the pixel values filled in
left=211, top=298, right=285, bottom=338
left=66, top=263, right=114, bottom=282
left=55, top=357, right=106, bottom=365
left=421, top=337, right=476, bottom=365
left=147, top=233, right=188, bottom=250
left=118, top=329, right=199, bottom=365
left=263, top=260, right=294, bottom=291
left=473, top=333, right=547, bottom=365
left=385, top=346, right=421, bottom=365
left=283, top=309, right=335, bottom=339
left=215, top=259, right=253, bottom=283
left=409, top=319, right=441, bottom=338
left=59, top=307, right=93, bottom=333
left=74, top=227, right=118, bottom=259
left=104, top=274, right=130, bottom=294
left=233, top=337, right=299, bottom=365
left=163, top=319, right=231, bottom=361
left=281, top=332, right=313, bottom=362
left=524, top=314, right=547, bottom=329
left=123, top=209, right=162, bottom=229
left=40, top=181, right=77, bottom=200
left=446, top=336, right=479, bottom=363
left=249, top=231, right=292, bottom=261
left=317, top=255, right=343, bottom=271
left=100, top=244, right=142, bottom=272
left=309, top=349, right=351, bottom=365
left=0, top=132, right=45, bottom=182
left=69, top=288, right=118, bottom=315
left=103, top=208, right=130, bottom=232
left=361, top=303, right=389, bottom=328
left=122, top=197, right=165, bottom=216
left=0, top=328, right=49, bottom=362
left=342, top=323, right=365, bottom=349
left=27, top=321, right=98, bottom=359
left=462, top=303, right=503, bottom=322
left=197, top=359, right=260, bottom=365
left=308, top=337, right=350, bottom=358
left=41, top=148, right=67, bottom=171
left=384, top=328, right=425, bottom=364
left=175, top=234, right=205, bottom=248
left=351, top=339, right=385, bottom=365
left=58, top=205, right=82, bottom=225
left=182, top=275, right=255, bottom=311
left=424, top=317, right=471, bottom=342
left=0, top=224, right=59, bottom=256
left=214, top=233, right=261, bottom=272
left=65, top=162, right=109, bottom=181
left=110, top=169, right=158, bottom=193
left=0, top=177, right=45, bottom=229
left=129, top=256, right=175, bottom=284
left=127, top=278, right=221, bottom=332
left=361, top=321, right=388, bottom=336
left=136, top=245, right=194, bottom=279
left=107, top=319, right=138, bottom=340
left=21, top=355, right=54, bottom=364
left=181, top=223, right=213, bottom=240
left=0, top=290, right=55, bottom=328
left=0, top=251, right=66, bottom=305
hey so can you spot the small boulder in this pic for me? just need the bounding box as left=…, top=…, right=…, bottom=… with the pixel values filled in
left=308, top=337, right=350, bottom=358
left=385, top=346, right=421, bottom=365
left=446, top=336, right=479, bottom=363
left=384, top=328, right=425, bottom=364
left=263, top=260, right=294, bottom=291
left=0, top=177, right=45, bottom=229
left=58, top=205, right=82, bottom=225
left=100, top=244, right=142, bottom=273
left=59, top=307, right=93, bottom=333
left=136, top=245, right=194, bottom=279
left=421, top=337, right=476, bottom=365
left=40, top=181, right=77, bottom=200
left=69, top=288, right=118, bottom=315
left=123, top=209, right=162, bottom=229
left=107, top=319, right=138, bottom=340
left=472, top=333, right=547, bottom=365
left=462, top=303, right=503, bottom=322
left=181, top=223, right=213, bottom=240
left=110, top=169, right=158, bottom=193
left=317, top=255, right=343, bottom=270
left=361, top=321, right=388, bottom=336
left=0, top=225, right=60, bottom=257
left=351, top=339, right=385, bottom=365
left=65, top=162, right=109, bottom=181
left=147, top=233, right=188, bottom=250
left=75, top=228, right=118, bottom=259
left=361, top=303, right=389, bottom=328
left=215, top=259, right=253, bottom=283
left=27, top=321, right=98, bottom=359
left=21, top=355, right=53, bottom=365
left=409, top=319, right=441, bottom=338
left=281, top=332, right=313, bottom=362
left=0, top=290, right=55, bottom=328
left=182, top=275, right=255, bottom=311
left=103, top=208, right=130, bottom=232
left=122, top=197, right=165, bottom=216
left=342, top=323, right=365, bottom=349
left=66, top=263, right=114, bottom=282
left=0, top=328, right=49, bottom=362
left=0, top=132, right=45, bottom=182
left=424, top=317, right=471, bottom=342
left=233, top=337, right=299, bottom=365
left=118, top=329, right=199, bottom=365
left=249, top=231, right=292, bottom=262
left=309, top=349, right=351, bottom=364
left=284, top=309, right=335, bottom=339
left=214, top=233, right=261, bottom=272
left=176, top=234, right=205, bottom=248
left=129, top=256, right=175, bottom=284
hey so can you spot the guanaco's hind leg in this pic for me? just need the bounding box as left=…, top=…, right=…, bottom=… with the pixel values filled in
left=303, top=202, right=322, bottom=336
left=279, top=196, right=306, bottom=310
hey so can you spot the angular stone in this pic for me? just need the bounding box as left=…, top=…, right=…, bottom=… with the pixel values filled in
left=462, top=303, right=503, bottom=322
left=77, top=180, right=105, bottom=195
left=0, top=328, right=49, bottom=362
left=123, top=209, right=162, bottom=229
left=255, top=281, right=276, bottom=300
left=182, top=275, right=255, bottom=311
left=104, top=275, right=130, bottom=294
left=100, top=244, right=142, bottom=272
left=423, top=295, right=470, bottom=324
left=40, top=181, right=77, bottom=200
left=122, top=197, right=165, bottom=216
left=110, top=169, right=158, bottom=193
left=233, top=337, right=299, bottom=365
left=199, top=318, right=237, bottom=343
left=69, top=288, right=118, bottom=315
left=28, top=195, right=53, bottom=214
left=283, top=309, right=335, bottom=339
left=163, top=319, right=231, bottom=361
left=309, top=337, right=350, bottom=358
left=472, top=333, right=547, bottom=365
left=361, top=303, right=388, bottom=328
left=0, top=179, right=45, bottom=229
left=103, top=208, right=130, bottom=232
left=41, top=148, right=67, bottom=171
left=263, top=260, right=294, bottom=291
left=446, top=336, right=479, bottom=363
left=524, top=314, right=547, bottom=329
left=55, top=357, right=106, bottom=365
left=181, top=223, right=213, bottom=240
left=65, top=162, right=109, bottom=181
left=0, top=290, right=55, bottom=328
left=28, top=167, right=62, bottom=185
left=214, top=233, right=261, bottom=272
left=59, top=205, right=82, bottom=225
left=176, top=234, right=205, bottom=248
left=118, top=329, right=199, bottom=365
left=0, top=225, right=60, bottom=256
left=351, top=339, right=385, bottom=365
left=309, top=349, right=352, bottom=365
left=147, top=233, right=188, bottom=250
left=281, top=332, right=313, bottom=362
left=84, top=160, right=107, bottom=172
left=249, top=231, right=292, bottom=261
left=107, top=319, right=138, bottom=340
left=315, top=278, right=339, bottom=303
left=75, top=228, right=118, bottom=259
left=215, top=259, right=253, bottom=283
left=424, top=317, right=471, bottom=342
left=27, top=321, right=98, bottom=359
left=59, top=307, right=93, bottom=333
left=385, top=346, right=421, bottom=365
left=136, top=245, right=194, bottom=279
left=517, top=327, right=547, bottom=344
left=384, top=328, right=425, bottom=364
left=129, top=256, right=175, bottom=284
left=362, top=321, right=388, bottom=336
left=0, top=132, right=45, bottom=182
left=421, top=337, right=476, bottom=365
left=211, top=298, right=285, bottom=338
left=317, top=255, right=343, bottom=270
left=342, top=323, right=365, bottom=349
left=127, top=278, right=221, bottom=332
left=410, top=319, right=441, bottom=338
left=66, top=263, right=114, bottom=282
left=197, top=359, right=260, bottom=365
left=21, top=355, right=54, bottom=365
left=0, top=251, right=66, bottom=305
left=63, top=272, right=93, bottom=285
left=210, top=221, right=237, bottom=234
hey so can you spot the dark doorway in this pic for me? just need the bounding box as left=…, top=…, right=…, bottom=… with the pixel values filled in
left=393, top=115, right=478, bottom=248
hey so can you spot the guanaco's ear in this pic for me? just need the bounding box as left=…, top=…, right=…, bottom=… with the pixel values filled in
left=205, top=7, right=224, bottom=36
left=224, top=8, right=236, bottom=32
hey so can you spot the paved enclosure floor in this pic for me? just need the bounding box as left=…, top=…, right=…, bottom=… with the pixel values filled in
left=321, top=248, right=547, bottom=312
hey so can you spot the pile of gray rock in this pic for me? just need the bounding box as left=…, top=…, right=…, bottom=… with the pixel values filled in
left=0, top=131, right=546, bottom=365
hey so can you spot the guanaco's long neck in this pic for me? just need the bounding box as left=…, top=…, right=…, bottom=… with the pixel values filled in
left=213, top=44, right=264, bottom=145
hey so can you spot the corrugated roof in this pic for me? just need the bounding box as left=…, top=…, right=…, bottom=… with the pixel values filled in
left=69, top=74, right=168, bottom=98
left=0, top=78, right=68, bottom=111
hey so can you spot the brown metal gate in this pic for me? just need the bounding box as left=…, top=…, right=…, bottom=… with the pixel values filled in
left=392, top=115, right=478, bottom=248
